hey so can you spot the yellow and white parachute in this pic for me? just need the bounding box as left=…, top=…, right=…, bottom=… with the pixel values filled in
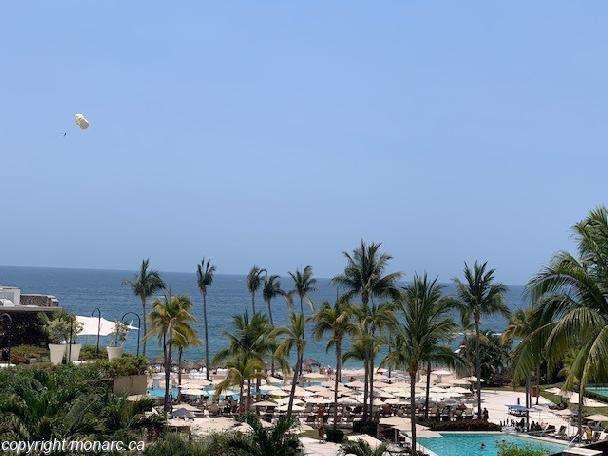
left=74, top=113, right=90, bottom=129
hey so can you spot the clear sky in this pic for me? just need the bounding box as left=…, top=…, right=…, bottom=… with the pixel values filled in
left=2, top=1, right=606, bottom=284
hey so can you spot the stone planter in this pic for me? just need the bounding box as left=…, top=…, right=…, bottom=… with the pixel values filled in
left=107, top=346, right=124, bottom=360
left=49, top=344, right=66, bottom=365
left=113, top=374, right=148, bottom=395
left=66, top=343, right=81, bottom=362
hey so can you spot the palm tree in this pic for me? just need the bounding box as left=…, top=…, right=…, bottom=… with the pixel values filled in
left=215, top=354, right=266, bottom=412
left=339, top=439, right=388, bottom=456
left=263, top=274, right=288, bottom=327
left=502, top=308, right=537, bottom=407
left=273, top=313, right=306, bottom=419
left=356, top=302, right=395, bottom=421
left=226, top=414, right=302, bottom=456
left=452, top=261, right=509, bottom=419
left=513, top=206, right=608, bottom=440
left=247, top=265, right=266, bottom=314
left=288, top=265, right=317, bottom=314
left=383, top=273, right=458, bottom=453
left=332, top=241, right=402, bottom=422
left=263, top=274, right=288, bottom=375
left=174, top=326, right=201, bottom=398
left=123, top=259, right=165, bottom=356
left=312, top=299, right=358, bottom=430
left=196, top=258, right=216, bottom=381
left=146, top=294, right=196, bottom=411
left=214, top=312, right=276, bottom=408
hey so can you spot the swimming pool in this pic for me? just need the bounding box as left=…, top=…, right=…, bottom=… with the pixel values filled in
left=587, top=386, right=608, bottom=399
left=418, top=433, right=566, bottom=456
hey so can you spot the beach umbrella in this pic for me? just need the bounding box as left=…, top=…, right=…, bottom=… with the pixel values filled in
left=337, top=397, right=360, bottom=405
left=260, top=385, right=283, bottom=392
left=179, top=381, right=211, bottom=388
left=374, top=374, right=391, bottom=382
left=181, top=388, right=207, bottom=396
left=265, top=376, right=284, bottom=384
left=346, top=380, right=365, bottom=389
left=306, top=385, right=328, bottom=393
left=276, top=397, right=304, bottom=406
left=305, top=396, right=330, bottom=404
left=277, top=403, right=305, bottom=412
left=251, top=400, right=278, bottom=408
left=303, top=372, right=326, bottom=380
left=585, top=414, right=608, bottom=422
left=270, top=390, right=289, bottom=397
left=74, top=113, right=90, bottom=129
left=374, top=381, right=391, bottom=389
left=373, top=390, right=395, bottom=399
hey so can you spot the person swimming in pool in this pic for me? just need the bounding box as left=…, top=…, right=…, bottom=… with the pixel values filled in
left=480, top=443, right=486, bottom=450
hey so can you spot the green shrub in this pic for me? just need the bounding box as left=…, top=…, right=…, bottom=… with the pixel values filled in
left=325, top=428, right=344, bottom=443
left=498, top=442, right=547, bottom=456
left=420, top=419, right=502, bottom=432
left=79, top=344, right=107, bottom=360
left=10, top=344, right=49, bottom=364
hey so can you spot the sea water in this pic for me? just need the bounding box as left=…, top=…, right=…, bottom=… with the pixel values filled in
left=0, top=265, right=527, bottom=365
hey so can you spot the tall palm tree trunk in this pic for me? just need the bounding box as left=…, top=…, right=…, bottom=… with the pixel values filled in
left=535, top=366, right=541, bottom=405
left=177, top=347, right=183, bottom=401
left=202, top=291, right=210, bottom=381
left=369, top=351, right=376, bottom=422
left=525, top=376, right=530, bottom=430
left=247, top=378, right=252, bottom=412
left=410, top=370, right=418, bottom=453
left=578, top=384, right=583, bottom=442
left=362, top=344, right=370, bottom=422
left=424, top=362, right=431, bottom=420
left=142, top=297, right=148, bottom=356
left=298, top=296, right=305, bottom=382
left=475, top=318, right=482, bottom=419
left=163, top=334, right=171, bottom=412
left=239, top=381, right=244, bottom=413
left=251, top=294, right=256, bottom=315
left=267, top=299, right=275, bottom=376
left=287, top=350, right=303, bottom=419
left=333, top=339, right=342, bottom=431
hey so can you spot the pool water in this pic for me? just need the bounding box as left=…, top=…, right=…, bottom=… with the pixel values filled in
left=418, top=433, right=566, bottom=456
left=146, top=387, right=241, bottom=400
left=587, top=386, right=608, bottom=399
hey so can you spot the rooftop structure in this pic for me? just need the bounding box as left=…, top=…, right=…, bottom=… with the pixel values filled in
left=0, top=286, right=60, bottom=313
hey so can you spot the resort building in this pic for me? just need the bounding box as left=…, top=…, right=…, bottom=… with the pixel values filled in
left=0, top=285, right=60, bottom=313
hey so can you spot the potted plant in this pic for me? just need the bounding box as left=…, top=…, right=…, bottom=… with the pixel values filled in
left=66, top=314, right=84, bottom=362
left=41, top=311, right=81, bottom=364
left=107, top=321, right=129, bottom=360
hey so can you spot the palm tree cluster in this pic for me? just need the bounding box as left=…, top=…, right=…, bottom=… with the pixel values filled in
left=513, top=206, right=608, bottom=440
left=123, top=245, right=512, bottom=452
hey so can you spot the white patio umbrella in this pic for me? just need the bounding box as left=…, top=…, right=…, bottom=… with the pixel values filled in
left=346, top=380, right=365, bottom=389
left=181, top=388, right=207, bottom=396
left=277, top=403, right=305, bottom=412
left=303, top=372, right=326, bottom=380
left=251, top=400, right=278, bottom=408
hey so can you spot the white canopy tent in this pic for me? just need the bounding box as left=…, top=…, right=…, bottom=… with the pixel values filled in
left=76, top=316, right=137, bottom=336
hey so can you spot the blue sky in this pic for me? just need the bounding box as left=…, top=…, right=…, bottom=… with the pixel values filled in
left=1, top=1, right=606, bottom=284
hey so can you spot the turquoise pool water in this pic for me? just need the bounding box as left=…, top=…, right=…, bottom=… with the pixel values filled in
left=147, top=388, right=179, bottom=399
left=146, top=387, right=241, bottom=400
left=418, top=433, right=566, bottom=456
left=587, top=386, right=608, bottom=399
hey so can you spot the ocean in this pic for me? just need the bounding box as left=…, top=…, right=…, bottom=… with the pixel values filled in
left=0, top=265, right=527, bottom=366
